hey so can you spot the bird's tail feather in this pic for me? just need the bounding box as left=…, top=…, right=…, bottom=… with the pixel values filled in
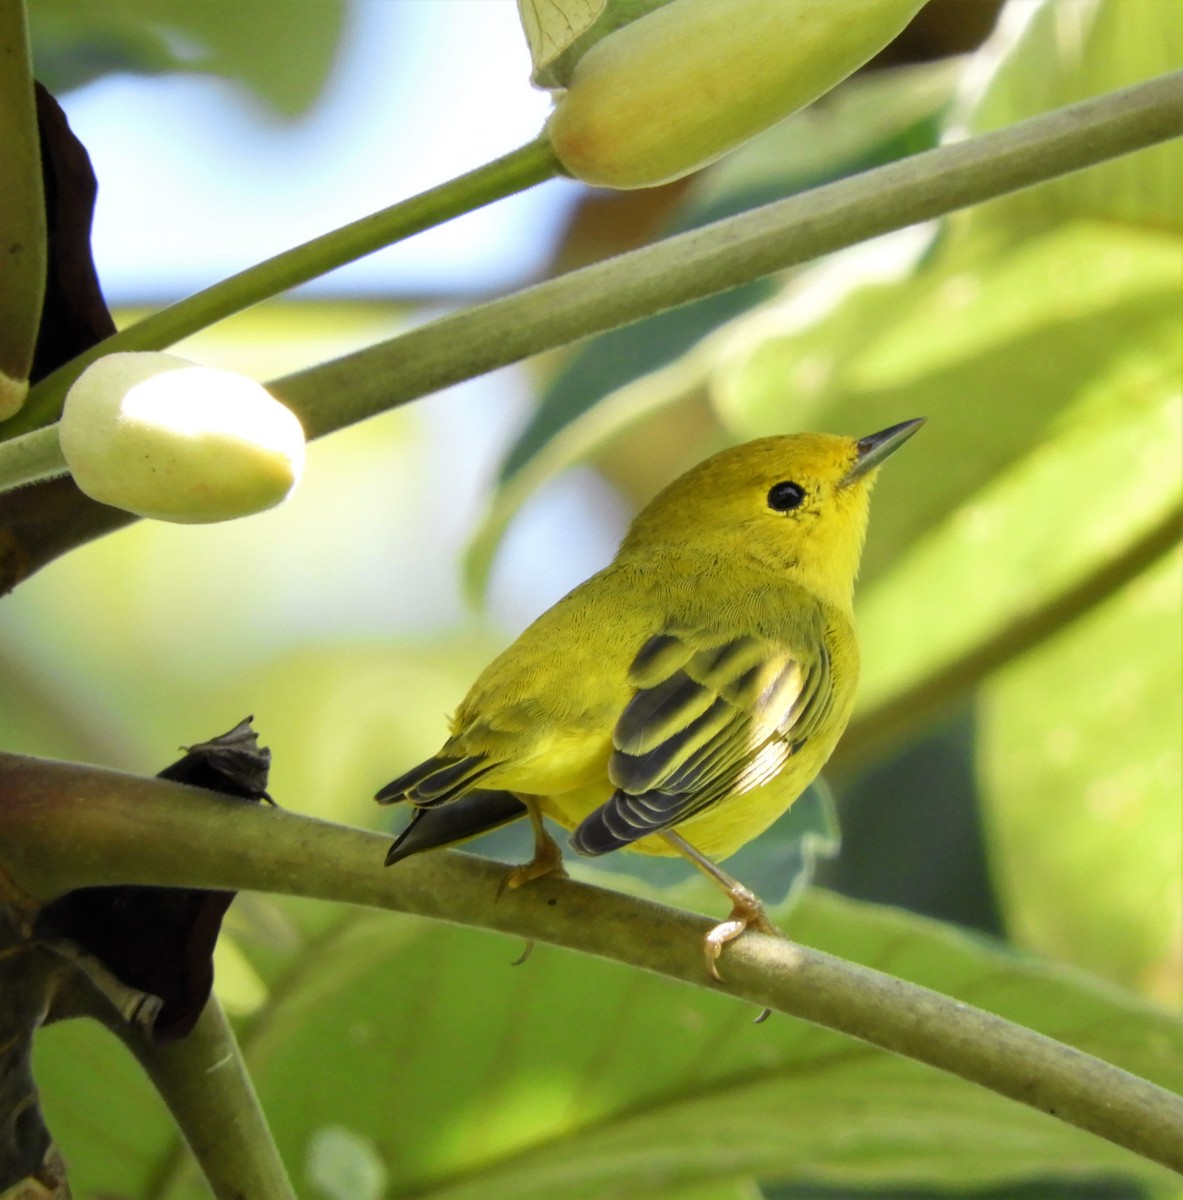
left=384, top=790, right=528, bottom=865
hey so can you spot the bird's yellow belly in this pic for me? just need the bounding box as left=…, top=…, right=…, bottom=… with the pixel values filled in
left=489, top=730, right=612, bottom=799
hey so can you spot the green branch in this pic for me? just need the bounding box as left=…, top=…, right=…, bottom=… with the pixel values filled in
left=0, top=425, right=66, bottom=492
left=122, top=996, right=297, bottom=1200
left=268, top=71, right=1183, bottom=439
left=1, top=752, right=1181, bottom=1175
left=6, top=138, right=560, bottom=438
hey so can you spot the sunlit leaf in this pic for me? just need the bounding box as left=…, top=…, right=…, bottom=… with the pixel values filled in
left=517, top=0, right=605, bottom=82
left=33, top=884, right=1183, bottom=1195
left=852, top=364, right=1182, bottom=717
left=205, top=888, right=1181, bottom=1197
left=713, top=220, right=1181, bottom=585
left=980, top=552, right=1183, bottom=1003
left=949, top=0, right=1183, bottom=239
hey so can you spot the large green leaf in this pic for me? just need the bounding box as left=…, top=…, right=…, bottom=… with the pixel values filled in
left=220, top=889, right=1183, bottom=1197
left=33, top=1014, right=176, bottom=1197
left=34, top=886, right=1179, bottom=1198
left=952, top=0, right=1183, bottom=240
left=713, top=219, right=1181, bottom=587
left=979, top=551, right=1182, bottom=1002
left=851, top=367, right=1182, bottom=717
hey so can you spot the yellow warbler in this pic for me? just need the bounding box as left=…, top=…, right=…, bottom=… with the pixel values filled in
left=377, top=420, right=923, bottom=974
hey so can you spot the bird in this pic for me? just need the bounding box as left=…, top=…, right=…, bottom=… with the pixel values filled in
left=377, top=419, right=923, bottom=977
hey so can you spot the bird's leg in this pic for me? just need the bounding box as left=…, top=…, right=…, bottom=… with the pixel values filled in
left=499, top=796, right=568, bottom=893
left=661, top=830, right=782, bottom=980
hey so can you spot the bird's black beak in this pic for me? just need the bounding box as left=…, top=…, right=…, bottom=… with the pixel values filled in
left=843, top=417, right=925, bottom=484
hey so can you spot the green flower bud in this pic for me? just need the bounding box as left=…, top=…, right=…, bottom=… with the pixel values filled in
left=59, top=351, right=305, bottom=523
left=546, top=0, right=927, bottom=189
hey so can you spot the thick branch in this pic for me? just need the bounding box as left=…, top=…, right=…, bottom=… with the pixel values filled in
left=1, top=752, right=1180, bottom=1175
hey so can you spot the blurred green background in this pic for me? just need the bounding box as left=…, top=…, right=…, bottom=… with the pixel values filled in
left=2, top=1, right=1180, bottom=1197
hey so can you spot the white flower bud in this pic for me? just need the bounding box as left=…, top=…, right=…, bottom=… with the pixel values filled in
left=59, top=351, right=305, bottom=523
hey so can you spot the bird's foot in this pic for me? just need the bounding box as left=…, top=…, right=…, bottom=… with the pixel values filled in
left=497, top=825, right=568, bottom=897
left=704, top=883, right=782, bottom=981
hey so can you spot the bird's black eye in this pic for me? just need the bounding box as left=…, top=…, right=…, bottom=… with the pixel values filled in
left=767, top=481, right=806, bottom=512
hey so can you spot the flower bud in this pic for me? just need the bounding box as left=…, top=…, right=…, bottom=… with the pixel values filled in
left=59, top=351, right=305, bottom=523
left=546, top=0, right=926, bottom=189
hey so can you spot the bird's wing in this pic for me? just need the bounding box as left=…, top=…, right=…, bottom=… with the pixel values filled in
left=571, top=624, right=833, bottom=855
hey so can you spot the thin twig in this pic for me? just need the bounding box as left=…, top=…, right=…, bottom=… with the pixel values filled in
left=7, top=138, right=561, bottom=436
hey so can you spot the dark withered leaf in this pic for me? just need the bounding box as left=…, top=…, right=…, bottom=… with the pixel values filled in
left=30, top=82, right=116, bottom=385
left=36, top=718, right=271, bottom=1044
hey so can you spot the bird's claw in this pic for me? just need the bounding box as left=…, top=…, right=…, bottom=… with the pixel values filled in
left=496, top=842, right=568, bottom=899
left=703, top=884, right=781, bottom=981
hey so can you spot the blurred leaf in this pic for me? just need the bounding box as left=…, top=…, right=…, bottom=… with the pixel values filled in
left=713, top=221, right=1181, bottom=585
left=33, top=1016, right=175, bottom=1198
left=29, top=0, right=346, bottom=116
left=851, top=370, right=1182, bottom=718
left=237, top=636, right=503, bottom=832
left=136, top=890, right=1183, bottom=1196
left=979, top=551, right=1182, bottom=1004
left=950, top=0, right=1183, bottom=239
left=664, top=1182, right=764, bottom=1200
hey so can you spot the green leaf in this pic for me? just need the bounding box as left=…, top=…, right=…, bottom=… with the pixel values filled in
left=851, top=357, right=1182, bottom=717
left=953, top=0, right=1183, bottom=239
left=33, top=1016, right=176, bottom=1198
left=979, top=551, right=1182, bottom=1002
left=713, top=220, right=1181, bottom=587
left=29, top=883, right=1183, bottom=1195
left=29, top=0, right=346, bottom=116
left=139, top=889, right=1183, bottom=1196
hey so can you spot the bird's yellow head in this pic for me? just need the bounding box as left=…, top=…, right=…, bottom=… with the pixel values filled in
left=619, top=419, right=923, bottom=611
